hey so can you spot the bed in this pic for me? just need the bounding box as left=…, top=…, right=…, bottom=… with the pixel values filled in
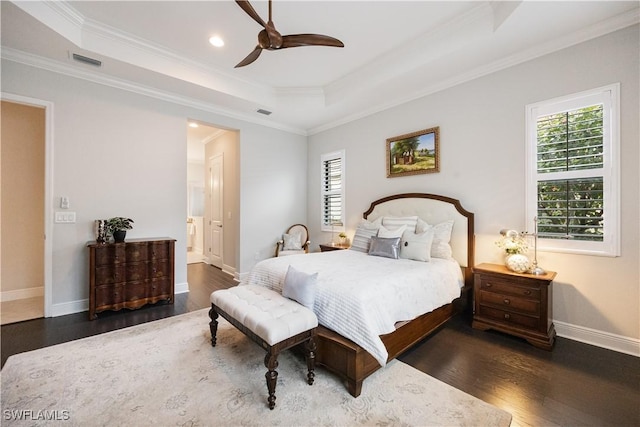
left=244, top=193, right=475, bottom=397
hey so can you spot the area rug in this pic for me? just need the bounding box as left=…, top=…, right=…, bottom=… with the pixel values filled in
left=1, top=309, right=512, bottom=426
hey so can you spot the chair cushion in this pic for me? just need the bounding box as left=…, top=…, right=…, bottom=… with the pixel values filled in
left=283, top=232, right=303, bottom=250
left=211, top=285, right=318, bottom=346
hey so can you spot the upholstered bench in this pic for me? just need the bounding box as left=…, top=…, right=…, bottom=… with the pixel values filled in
left=209, top=285, right=318, bottom=409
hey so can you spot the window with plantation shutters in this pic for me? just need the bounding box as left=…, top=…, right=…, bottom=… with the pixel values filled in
left=321, top=150, right=345, bottom=232
left=526, top=84, right=620, bottom=256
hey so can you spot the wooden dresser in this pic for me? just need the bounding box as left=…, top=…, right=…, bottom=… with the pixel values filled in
left=472, top=263, right=556, bottom=350
left=88, top=238, right=175, bottom=320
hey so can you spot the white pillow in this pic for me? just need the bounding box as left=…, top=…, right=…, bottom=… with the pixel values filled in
left=283, top=232, right=302, bottom=250
left=400, top=229, right=434, bottom=262
left=350, top=218, right=382, bottom=253
left=382, top=216, right=418, bottom=233
left=282, top=265, right=318, bottom=310
left=417, top=219, right=454, bottom=259
left=377, top=224, right=407, bottom=238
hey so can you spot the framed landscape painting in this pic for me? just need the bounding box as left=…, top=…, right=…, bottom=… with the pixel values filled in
left=386, top=126, right=440, bottom=178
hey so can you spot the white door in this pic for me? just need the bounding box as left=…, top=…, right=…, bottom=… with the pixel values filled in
left=208, top=153, right=224, bottom=268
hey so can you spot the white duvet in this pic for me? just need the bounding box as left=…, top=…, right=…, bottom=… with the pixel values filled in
left=243, top=249, right=464, bottom=366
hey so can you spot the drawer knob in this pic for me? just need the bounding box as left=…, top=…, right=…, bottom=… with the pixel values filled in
left=524, top=290, right=532, bottom=295
left=503, top=298, right=510, bottom=305
left=485, top=283, right=492, bottom=288
left=504, top=313, right=511, bottom=320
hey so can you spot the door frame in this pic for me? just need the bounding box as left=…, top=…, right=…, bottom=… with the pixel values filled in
left=1, top=92, right=54, bottom=317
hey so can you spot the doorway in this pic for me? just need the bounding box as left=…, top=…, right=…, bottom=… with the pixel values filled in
left=186, top=121, right=239, bottom=277
left=0, top=97, right=50, bottom=324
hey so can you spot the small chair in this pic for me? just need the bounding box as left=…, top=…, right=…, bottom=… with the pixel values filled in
left=275, top=224, right=310, bottom=257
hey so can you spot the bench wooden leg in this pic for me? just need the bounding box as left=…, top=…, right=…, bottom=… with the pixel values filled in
left=264, top=351, right=279, bottom=410
left=305, top=336, right=316, bottom=385
left=209, top=304, right=219, bottom=347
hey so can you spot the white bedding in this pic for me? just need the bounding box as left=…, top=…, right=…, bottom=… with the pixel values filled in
left=242, top=249, right=464, bottom=366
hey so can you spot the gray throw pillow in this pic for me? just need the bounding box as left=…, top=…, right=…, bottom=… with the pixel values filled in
left=368, top=236, right=401, bottom=259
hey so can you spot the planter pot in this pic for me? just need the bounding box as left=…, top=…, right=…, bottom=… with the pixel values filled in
left=113, top=230, right=127, bottom=243
left=505, top=253, right=530, bottom=273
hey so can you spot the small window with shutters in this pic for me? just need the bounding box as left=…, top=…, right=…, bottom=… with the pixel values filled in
left=321, top=150, right=345, bottom=232
left=525, top=84, right=620, bottom=256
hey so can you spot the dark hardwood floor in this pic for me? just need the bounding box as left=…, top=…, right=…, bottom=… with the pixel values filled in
left=2, top=263, right=638, bottom=427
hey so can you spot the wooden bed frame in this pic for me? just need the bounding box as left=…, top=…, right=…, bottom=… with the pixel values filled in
left=313, top=193, right=475, bottom=397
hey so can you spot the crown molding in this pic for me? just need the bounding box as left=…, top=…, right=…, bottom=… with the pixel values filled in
left=308, top=8, right=639, bottom=135
left=1, top=47, right=307, bottom=136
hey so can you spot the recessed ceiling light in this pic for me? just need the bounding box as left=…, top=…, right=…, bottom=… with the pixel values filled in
left=189, top=122, right=199, bottom=128
left=209, top=36, right=224, bottom=47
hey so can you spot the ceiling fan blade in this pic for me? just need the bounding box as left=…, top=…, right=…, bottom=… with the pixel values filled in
left=235, top=46, right=263, bottom=68
left=281, top=34, right=345, bottom=49
left=235, top=0, right=266, bottom=28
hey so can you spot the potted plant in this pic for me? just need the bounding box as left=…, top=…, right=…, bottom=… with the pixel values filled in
left=106, top=217, right=134, bottom=243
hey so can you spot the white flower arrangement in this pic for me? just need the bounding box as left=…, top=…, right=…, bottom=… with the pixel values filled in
left=496, top=230, right=529, bottom=255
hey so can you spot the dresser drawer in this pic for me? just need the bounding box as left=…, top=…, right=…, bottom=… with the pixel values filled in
left=95, top=265, right=126, bottom=285
left=149, top=242, right=169, bottom=260
left=125, top=244, right=148, bottom=263
left=479, top=277, right=540, bottom=300
left=477, top=305, right=540, bottom=330
left=149, top=278, right=172, bottom=297
left=125, top=262, right=148, bottom=282
left=149, top=261, right=170, bottom=279
left=478, top=290, right=540, bottom=315
left=95, top=284, right=126, bottom=307
left=94, top=246, right=126, bottom=266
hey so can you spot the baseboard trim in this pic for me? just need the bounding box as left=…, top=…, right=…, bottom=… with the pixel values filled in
left=175, top=282, right=189, bottom=294
left=51, top=299, right=88, bottom=317
left=555, top=320, right=640, bottom=357
left=0, top=286, right=44, bottom=302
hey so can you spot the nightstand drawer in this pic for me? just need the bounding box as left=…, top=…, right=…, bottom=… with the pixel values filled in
left=478, top=305, right=540, bottom=330
left=479, top=278, right=540, bottom=300
left=478, top=290, right=540, bottom=315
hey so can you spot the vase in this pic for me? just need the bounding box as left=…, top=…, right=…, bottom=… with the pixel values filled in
left=505, top=253, right=530, bottom=273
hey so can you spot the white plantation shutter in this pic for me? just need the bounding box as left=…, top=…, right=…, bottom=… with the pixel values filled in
left=321, top=150, right=345, bottom=231
left=526, top=84, right=619, bottom=256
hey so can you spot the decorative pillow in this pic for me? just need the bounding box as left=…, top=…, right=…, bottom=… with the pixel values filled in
left=417, top=219, right=454, bottom=259
left=400, top=229, right=434, bottom=262
left=377, top=224, right=407, bottom=238
left=283, top=232, right=302, bottom=250
left=382, top=216, right=418, bottom=233
left=350, top=218, right=382, bottom=253
left=368, top=236, right=401, bottom=259
left=282, top=265, right=318, bottom=310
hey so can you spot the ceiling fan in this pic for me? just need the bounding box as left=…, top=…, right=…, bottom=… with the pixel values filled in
left=234, top=0, right=344, bottom=68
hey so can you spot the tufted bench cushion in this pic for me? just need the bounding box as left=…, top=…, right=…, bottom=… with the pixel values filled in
left=209, top=284, right=318, bottom=409
left=210, top=285, right=318, bottom=346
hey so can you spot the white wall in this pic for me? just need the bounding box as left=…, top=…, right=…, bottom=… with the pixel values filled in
left=308, top=25, right=639, bottom=354
left=1, top=60, right=307, bottom=315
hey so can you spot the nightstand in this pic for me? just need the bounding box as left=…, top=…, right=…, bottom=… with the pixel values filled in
left=319, top=243, right=350, bottom=252
left=472, top=263, right=556, bottom=350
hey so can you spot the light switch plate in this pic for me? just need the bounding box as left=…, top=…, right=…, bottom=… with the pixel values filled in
left=54, top=211, right=76, bottom=223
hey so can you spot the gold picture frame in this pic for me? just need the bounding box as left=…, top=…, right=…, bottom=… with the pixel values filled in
left=386, top=126, right=440, bottom=178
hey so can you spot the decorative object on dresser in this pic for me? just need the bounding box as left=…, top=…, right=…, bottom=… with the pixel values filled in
left=87, top=238, right=175, bottom=320
left=94, top=219, right=107, bottom=243
left=472, top=263, right=556, bottom=350
left=319, top=242, right=350, bottom=252
left=496, top=229, right=530, bottom=273
left=105, top=216, right=134, bottom=243
left=528, top=216, right=546, bottom=275
left=386, top=127, right=440, bottom=178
